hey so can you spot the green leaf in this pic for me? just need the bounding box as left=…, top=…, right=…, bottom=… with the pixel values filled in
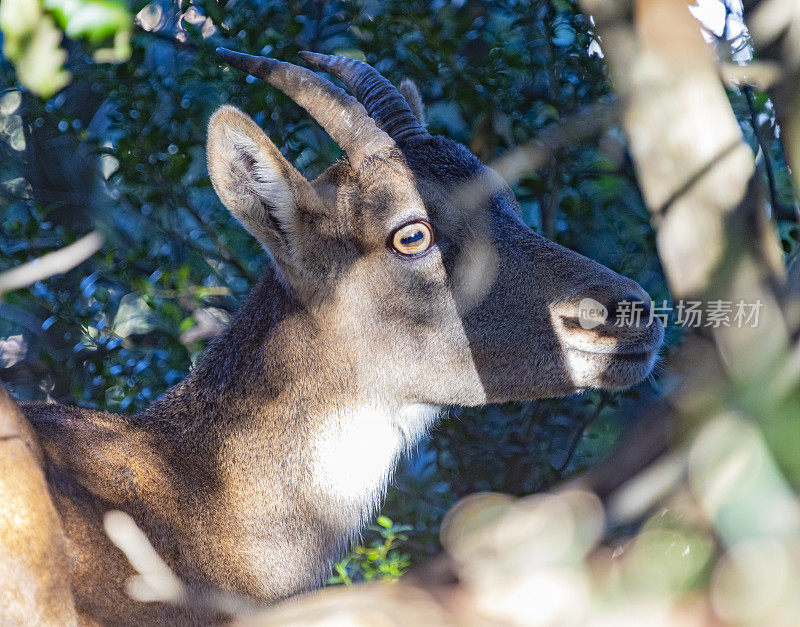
left=0, top=0, right=131, bottom=97
left=0, top=0, right=42, bottom=38
left=44, top=0, right=130, bottom=43
left=1, top=12, right=71, bottom=96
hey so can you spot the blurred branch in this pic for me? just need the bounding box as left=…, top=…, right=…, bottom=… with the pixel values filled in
left=103, top=510, right=186, bottom=605
left=651, top=139, right=742, bottom=217
left=0, top=231, right=104, bottom=296
left=456, top=97, right=619, bottom=213
left=491, top=97, right=618, bottom=186
left=581, top=0, right=784, bottom=298
left=744, top=0, right=800, bottom=201
left=578, top=399, right=677, bottom=501
left=103, top=510, right=253, bottom=617
left=575, top=0, right=796, bottom=508
left=720, top=60, right=783, bottom=90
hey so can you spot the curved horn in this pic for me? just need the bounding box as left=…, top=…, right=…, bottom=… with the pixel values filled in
left=298, top=52, right=429, bottom=144
left=217, top=48, right=394, bottom=166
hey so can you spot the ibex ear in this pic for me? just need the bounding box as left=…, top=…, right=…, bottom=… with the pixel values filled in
left=206, top=105, right=310, bottom=261
left=399, top=79, right=426, bottom=127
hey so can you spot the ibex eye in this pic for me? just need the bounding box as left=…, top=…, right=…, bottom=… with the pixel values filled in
left=392, top=221, right=434, bottom=256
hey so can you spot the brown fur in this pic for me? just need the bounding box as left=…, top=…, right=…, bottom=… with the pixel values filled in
left=0, top=391, right=76, bottom=625
left=1, top=66, right=663, bottom=624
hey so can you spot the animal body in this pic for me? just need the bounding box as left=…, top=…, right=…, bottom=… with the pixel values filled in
left=0, top=50, right=663, bottom=624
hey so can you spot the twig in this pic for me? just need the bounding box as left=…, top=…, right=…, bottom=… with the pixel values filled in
left=0, top=231, right=104, bottom=295
left=742, top=85, right=782, bottom=218
left=651, top=139, right=743, bottom=217
left=392, top=482, right=450, bottom=514
left=558, top=396, right=609, bottom=474
left=181, top=203, right=252, bottom=279
left=542, top=158, right=559, bottom=238
left=152, top=286, right=231, bottom=298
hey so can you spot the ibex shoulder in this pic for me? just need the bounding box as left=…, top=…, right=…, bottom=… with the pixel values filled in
left=21, top=402, right=184, bottom=516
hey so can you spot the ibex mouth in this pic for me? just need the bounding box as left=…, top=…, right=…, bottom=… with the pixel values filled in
left=562, top=343, right=662, bottom=391
left=554, top=310, right=664, bottom=390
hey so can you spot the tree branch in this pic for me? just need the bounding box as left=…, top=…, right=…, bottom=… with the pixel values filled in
left=0, top=231, right=104, bottom=296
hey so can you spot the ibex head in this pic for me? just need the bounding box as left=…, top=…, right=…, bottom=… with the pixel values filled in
left=207, top=50, right=663, bottom=409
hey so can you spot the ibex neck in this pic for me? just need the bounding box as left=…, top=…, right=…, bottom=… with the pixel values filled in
left=139, top=267, right=438, bottom=598
left=143, top=266, right=304, bottom=444
left=145, top=266, right=437, bottom=451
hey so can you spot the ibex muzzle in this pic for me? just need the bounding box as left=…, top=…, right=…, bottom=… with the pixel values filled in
left=5, top=51, right=663, bottom=624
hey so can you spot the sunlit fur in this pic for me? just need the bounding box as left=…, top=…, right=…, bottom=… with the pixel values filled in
left=2, top=59, right=662, bottom=624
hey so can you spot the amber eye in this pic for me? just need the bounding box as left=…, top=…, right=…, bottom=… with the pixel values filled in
left=392, top=221, right=434, bottom=256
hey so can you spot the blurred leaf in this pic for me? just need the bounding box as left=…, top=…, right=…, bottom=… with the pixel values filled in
left=44, top=0, right=130, bottom=43
left=0, top=0, right=131, bottom=97
left=112, top=293, right=157, bottom=338
left=0, top=0, right=70, bottom=96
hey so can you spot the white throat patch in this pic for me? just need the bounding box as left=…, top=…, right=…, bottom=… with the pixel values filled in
left=309, top=403, right=440, bottom=525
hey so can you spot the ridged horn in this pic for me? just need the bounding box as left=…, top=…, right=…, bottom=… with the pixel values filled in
left=216, top=48, right=394, bottom=166
left=298, top=52, right=429, bottom=144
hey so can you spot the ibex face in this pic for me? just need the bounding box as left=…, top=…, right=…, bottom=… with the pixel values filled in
left=209, top=51, right=663, bottom=413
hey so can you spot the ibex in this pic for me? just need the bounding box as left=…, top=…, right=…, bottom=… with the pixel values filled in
left=0, top=50, right=663, bottom=624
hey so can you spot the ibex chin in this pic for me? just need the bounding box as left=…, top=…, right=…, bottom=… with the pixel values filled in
left=1, top=50, right=663, bottom=624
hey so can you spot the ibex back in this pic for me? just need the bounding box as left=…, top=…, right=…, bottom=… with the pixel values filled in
left=1, top=51, right=663, bottom=624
